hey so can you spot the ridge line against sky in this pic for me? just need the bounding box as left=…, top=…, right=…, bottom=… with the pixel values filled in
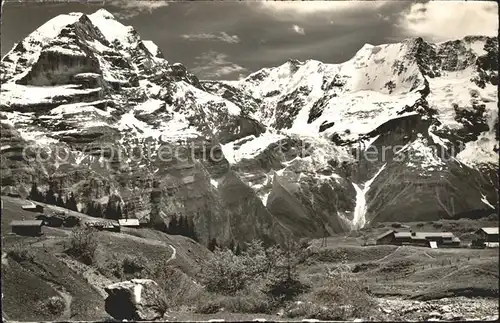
left=1, top=0, right=498, bottom=80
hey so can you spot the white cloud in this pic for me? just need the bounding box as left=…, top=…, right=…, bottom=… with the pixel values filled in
left=258, top=0, right=387, bottom=17
left=191, top=51, right=248, bottom=79
left=398, top=1, right=498, bottom=42
left=292, top=24, right=305, bottom=35
left=109, top=0, right=170, bottom=19
left=181, top=32, right=240, bottom=44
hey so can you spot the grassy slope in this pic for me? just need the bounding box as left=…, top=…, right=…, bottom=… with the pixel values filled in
left=2, top=259, right=61, bottom=321
left=2, top=196, right=498, bottom=320
left=305, top=234, right=499, bottom=300
left=1, top=196, right=210, bottom=321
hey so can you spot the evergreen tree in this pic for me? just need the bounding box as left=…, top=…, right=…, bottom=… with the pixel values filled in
left=66, top=193, right=78, bottom=212
left=95, top=203, right=104, bottom=218
left=188, top=217, right=198, bottom=241
left=105, top=201, right=116, bottom=220
left=168, top=215, right=178, bottom=235
left=116, top=204, right=123, bottom=219
left=56, top=191, right=65, bottom=207
left=234, top=243, right=241, bottom=256
left=29, top=182, right=42, bottom=202
left=180, top=215, right=189, bottom=236
left=208, top=238, right=218, bottom=252
left=229, top=240, right=235, bottom=253
left=86, top=202, right=95, bottom=217
left=45, top=186, right=57, bottom=205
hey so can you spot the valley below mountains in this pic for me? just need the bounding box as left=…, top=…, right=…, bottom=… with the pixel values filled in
left=1, top=9, right=498, bottom=247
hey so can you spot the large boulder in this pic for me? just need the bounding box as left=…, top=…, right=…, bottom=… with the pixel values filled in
left=104, top=279, right=167, bottom=321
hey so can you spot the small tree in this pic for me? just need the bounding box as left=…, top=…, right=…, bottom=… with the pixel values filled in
left=168, top=215, right=178, bottom=235
left=66, top=193, right=78, bottom=212
left=44, top=185, right=57, bottom=205
left=66, top=227, right=98, bottom=265
left=234, top=243, right=242, bottom=256
left=29, top=182, right=42, bottom=202
left=200, top=247, right=248, bottom=295
left=56, top=191, right=65, bottom=207
left=208, top=238, right=218, bottom=252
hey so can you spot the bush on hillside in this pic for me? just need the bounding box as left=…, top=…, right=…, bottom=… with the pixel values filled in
left=66, top=227, right=98, bottom=265
left=122, top=255, right=148, bottom=277
left=433, top=222, right=443, bottom=229
left=36, top=296, right=66, bottom=317
left=286, top=266, right=375, bottom=320
left=149, top=261, right=204, bottom=309
left=194, top=287, right=274, bottom=314
left=7, top=244, right=36, bottom=263
left=200, top=239, right=305, bottom=298
left=98, top=256, right=123, bottom=279
left=200, top=247, right=249, bottom=295
left=391, top=222, right=402, bottom=228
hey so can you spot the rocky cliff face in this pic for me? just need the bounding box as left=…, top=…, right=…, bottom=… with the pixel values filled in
left=1, top=9, right=498, bottom=246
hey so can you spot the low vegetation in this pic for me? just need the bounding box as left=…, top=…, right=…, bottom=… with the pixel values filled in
left=36, top=296, right=66, bottom=317
left=65, top=227, right=98, bottom=265
left=7, top=244, right=36, bottom=263
left=287, top=265, right=376, bottom=320
left=185, top=239, right=374, bottom=319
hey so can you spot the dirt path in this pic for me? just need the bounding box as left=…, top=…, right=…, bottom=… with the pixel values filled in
left=56, top=287, right=73, bottom=320
left=1, top=252, right=8, bottom=266
left=439, top=265, right=470, bottom=281
left=375, top=246, right=402, bottom=263
left=167, top=245, right=177, bottom=263
left=44, top=281, right=73, bottom=321
left=30, top=236, right=66, bottom=248
left=107, top=231, right=172, bottom=247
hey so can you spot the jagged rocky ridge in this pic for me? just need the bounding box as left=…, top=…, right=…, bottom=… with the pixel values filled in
left=1, top=9, right=498, bottom=246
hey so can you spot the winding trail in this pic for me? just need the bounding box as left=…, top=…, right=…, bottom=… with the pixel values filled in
left=375, top=246, right=402, bottom=263
left=166, top=244, right=177, bottom=263
left=56, top=287, right=73, bottom=320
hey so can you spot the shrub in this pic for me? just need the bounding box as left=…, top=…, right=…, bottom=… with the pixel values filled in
left=486, top=213, right=498, bottom=221
left=432, top=222, right=443, bottom=229
left=416, top=223, right=425, bottom=228
left=194, top=287, right=274, bottom=315
left=194, top=295, right=223, bottom=314
left=200, top=247, right=248, bottom=295
left=122, top=255, right=148, bottom=277
left=266, top=276, right=308, bottom=302
left=149, top=261, right=203, bottom=309
left=98, top=255, right=123, bottom=279
left=66, top=227, right=98, bottom=265
left=37, top=296, right=66, bottom=316
left=286, top=266, right=375, bottom=320
left=391, top=222, right=402, bottom=228
left=200, top=239, right=304, bottom=299
left=7, top=245, right=35, bottom=263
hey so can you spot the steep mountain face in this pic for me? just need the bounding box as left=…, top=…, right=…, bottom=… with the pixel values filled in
left=1, top=10, right=498, bottom=246
left=204, top=35, right=499, bottom=229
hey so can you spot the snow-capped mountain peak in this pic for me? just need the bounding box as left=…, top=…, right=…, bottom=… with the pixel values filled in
left=0, top=8, right=497, bottom=246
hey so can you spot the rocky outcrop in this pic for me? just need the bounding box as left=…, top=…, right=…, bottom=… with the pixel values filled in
left=377, top=297, right=499, bottom=321
left=104, top=279, right=167, bottom=321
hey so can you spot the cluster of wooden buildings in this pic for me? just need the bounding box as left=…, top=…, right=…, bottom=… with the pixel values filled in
left=84, top=218, right=140, bottom=232
left=375, top=227, right=499, bottom=248
left=375, top=230, right=461, bottom=248
left=474, top=227, right=499, bottom=248
left=9, top=202, right=142, bottom=236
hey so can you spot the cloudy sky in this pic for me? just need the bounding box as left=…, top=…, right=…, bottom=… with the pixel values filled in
left=1, top=0, right=498, bottom=80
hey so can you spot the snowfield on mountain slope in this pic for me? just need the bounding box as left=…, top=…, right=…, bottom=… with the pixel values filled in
left=88, top=9, right=135, bottom=46
left=0, top=83, right=102, bottom=106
